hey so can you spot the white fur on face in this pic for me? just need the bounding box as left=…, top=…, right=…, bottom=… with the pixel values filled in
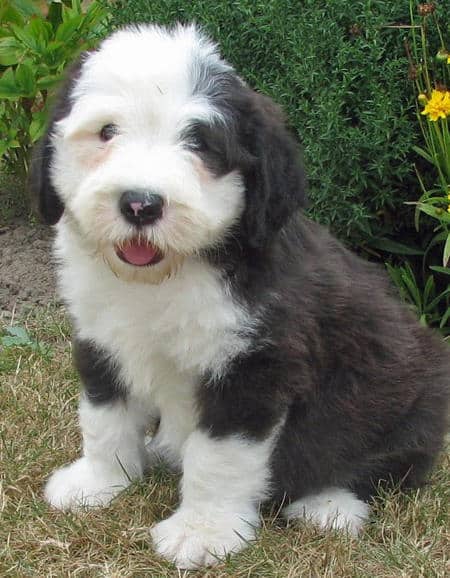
left=50, top=25, right=244, bottom=284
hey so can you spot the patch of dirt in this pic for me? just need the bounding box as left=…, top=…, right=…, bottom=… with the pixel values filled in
left=0, top=220, right=58, bottom=314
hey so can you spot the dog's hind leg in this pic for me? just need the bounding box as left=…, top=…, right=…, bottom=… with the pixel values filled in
left=282, top=487, right=370, bottom=535
left=44, top=396, right=148, bottom=510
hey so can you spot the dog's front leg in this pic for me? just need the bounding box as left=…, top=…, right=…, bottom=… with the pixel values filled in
left=44, top=395, right=149, bottom=510
left=150, top=353, right=286, bottom=569
left=45, top=338, right=151, bottom=510
left=150, top=422, right=279, bottom=568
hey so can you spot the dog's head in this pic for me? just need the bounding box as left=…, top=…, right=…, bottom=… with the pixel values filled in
left=31, top=24, right=306, bottom=283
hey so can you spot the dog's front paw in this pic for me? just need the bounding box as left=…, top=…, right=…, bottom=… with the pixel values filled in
left=150, top=507, right=258, bottom=568
left=44, top=456, right=131, bottom=510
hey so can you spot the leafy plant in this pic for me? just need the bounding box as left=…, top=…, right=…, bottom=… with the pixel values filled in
left=406, top=1, right=450, bottom=269
left=382, top=3, right=449, bottom=335
left=0, top=0, right=107, bottom=176
left=1, top=324, right=52, bottom=354
left=386, top=262, right=450, bottom=333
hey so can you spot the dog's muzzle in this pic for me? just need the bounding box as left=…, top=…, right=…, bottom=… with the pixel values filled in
left=116, top=190, right=165, bottom=266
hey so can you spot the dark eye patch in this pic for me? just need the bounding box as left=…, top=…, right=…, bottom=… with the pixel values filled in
left=181, top=121, right=235, bottom=176
left=99, top=123, right=118, bottom=142
left=182, top=122, right=211, bottom=153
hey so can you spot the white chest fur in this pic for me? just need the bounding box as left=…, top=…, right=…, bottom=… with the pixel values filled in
left=55, top=224, right=254, bottom=407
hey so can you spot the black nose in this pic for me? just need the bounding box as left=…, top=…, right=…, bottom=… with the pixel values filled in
left=119, top=190, right=164, bottom=226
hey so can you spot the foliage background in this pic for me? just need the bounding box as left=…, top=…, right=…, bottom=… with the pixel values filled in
left=0, top=0, right=107, bottom=177
left=108, top=0, right=447, bottom=249
left=0, top=0, right=448, bottom=328
left=0, top=3, right=449, bottom=575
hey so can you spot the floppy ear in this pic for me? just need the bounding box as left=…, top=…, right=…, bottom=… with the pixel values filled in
left=30, top=122, right=64, bottom=225
left=242, top=92, right=307, bottom=248
left=29, top=59, right=85, bottom=225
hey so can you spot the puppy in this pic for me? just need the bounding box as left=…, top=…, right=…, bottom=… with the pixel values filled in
left=31, top=24, right=450, bottom=569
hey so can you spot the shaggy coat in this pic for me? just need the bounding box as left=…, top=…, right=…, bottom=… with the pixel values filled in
left=31, top=24, right=449, bottom=569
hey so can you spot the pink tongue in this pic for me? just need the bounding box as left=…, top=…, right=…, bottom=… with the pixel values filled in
left=120, top=241, right=159, bottom=266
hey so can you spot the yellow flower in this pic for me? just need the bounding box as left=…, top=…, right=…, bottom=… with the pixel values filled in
left=420, top=89, right=450, bottom=121
left=448, top=55, right=450, bottom=65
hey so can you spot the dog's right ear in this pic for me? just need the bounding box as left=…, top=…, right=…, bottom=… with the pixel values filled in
left=30, top=121, right=64, bottom=225
left=29, top=58, right=85, bottom=225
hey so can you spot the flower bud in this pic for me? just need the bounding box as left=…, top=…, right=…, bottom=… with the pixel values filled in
left=436, top=49, right=450, bottom=62
left=418, top=93, right=428, bottom=105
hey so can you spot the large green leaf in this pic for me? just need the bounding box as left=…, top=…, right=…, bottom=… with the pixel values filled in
left=43, top=40, right=67, bottom=67
left=9, top=0, right=41, bottom=18
left=422, top=275, right=435, bottom=309
left=401, top=271, right=422, bottom=311
left=430, top=266, right=450, bottom=276
left=15, top=62, right=36, bottom=97
left=0, top=68, right=22, bottom=98
left=37, top=74, right=61, bottom=91
left=0, top=37, right=23, bottom=66
left=55, top=15, right=83, bottom=43
left=440, top=307, right=450, bottom=329
left=28, top=17, right=53, bottom=48
left=426, top=287, right=450, bottom=313
left=29, top=110, right=47, bottom=142
left=416, top=203, right=450, bottom=224
left=11, top=23, right=39, bottom=52
left=367, top=237, right=424, bottom=256
left=412, top=145, right=435, bottom=165
left=0, top=5, right=24, bottom=26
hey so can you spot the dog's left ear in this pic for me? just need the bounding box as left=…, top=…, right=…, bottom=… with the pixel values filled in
left=29, top=58, right=85, bottom=225
left=242, top=92, right=307, bottom=249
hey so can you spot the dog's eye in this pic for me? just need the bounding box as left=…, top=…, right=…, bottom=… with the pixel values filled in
left=99, top=124, right=118, bottom=142
left=182, top=124, right=210, bottom=153
left=187, top=134, right=208, bottom=153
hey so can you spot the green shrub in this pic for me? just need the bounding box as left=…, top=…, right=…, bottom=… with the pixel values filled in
left=0, top=0, right=107, bottom=177
left=105, top=0, right=448, bottom=245
left=386, top=1, right=449, bottom=335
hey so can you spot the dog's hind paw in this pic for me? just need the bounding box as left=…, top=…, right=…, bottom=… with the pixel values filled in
left=283, top=487, right=370, bottom=536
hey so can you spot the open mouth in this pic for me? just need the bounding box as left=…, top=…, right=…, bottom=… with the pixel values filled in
left=115, top=239, right=163, bottom=267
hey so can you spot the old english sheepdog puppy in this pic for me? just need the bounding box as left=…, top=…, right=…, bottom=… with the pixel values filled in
left=31, top=24, right=449, bottom=568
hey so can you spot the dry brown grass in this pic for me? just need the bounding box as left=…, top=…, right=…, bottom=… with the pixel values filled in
left=1, top=307, right=449, bottom=577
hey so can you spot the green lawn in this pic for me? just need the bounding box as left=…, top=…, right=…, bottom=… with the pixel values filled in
left=1, top=307, right=449, bottom=577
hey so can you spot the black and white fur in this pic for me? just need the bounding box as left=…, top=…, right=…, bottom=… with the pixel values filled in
left=31, top=25, right=450, bottom=569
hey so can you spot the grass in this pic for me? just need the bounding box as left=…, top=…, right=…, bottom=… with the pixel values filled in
left=1, top=307, right=449, bottom=577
